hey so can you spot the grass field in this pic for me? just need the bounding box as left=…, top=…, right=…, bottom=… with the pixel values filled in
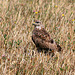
left=0, top=0, right=75, bottom=75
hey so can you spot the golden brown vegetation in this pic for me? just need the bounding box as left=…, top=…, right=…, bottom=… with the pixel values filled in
left=0, top=0, right=75, bottom=75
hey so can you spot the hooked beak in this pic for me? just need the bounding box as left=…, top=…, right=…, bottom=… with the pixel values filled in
left=32, top=22, right=38, bottom=26
left=32, top=22, right=36, bottom=25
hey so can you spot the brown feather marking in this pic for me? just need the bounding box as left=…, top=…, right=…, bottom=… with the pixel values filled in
left=32, top=27, right=57, bottom=50
left=32, top=28, right=51, bottom=42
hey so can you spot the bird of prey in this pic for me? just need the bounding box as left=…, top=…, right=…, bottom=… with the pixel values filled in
left=32, top=20, right=61, bottom=53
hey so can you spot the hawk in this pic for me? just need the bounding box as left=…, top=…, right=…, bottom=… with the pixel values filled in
left=32, top=20, right=61, bottom=53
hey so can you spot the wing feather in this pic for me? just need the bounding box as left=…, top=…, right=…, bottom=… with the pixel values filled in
left=32, top=28, right=51, bottom=42
left=32, top=28, right=57, bottom=50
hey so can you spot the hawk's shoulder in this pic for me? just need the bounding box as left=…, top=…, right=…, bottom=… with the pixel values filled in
left=32, top=28, right=51, bottom=42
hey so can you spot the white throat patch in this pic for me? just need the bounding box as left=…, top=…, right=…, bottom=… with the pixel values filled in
left=36, top=26, right=42, bottom=30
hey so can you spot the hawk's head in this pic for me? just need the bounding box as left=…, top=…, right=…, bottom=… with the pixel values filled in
left=32, top=20, right=41, bottom=26
left=32, top=20, right=44, bottom=29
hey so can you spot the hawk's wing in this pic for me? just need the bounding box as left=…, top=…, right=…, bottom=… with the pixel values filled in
left=32, top=28, right=51, bottom=42
left=32, top=28, right=57, bottom=50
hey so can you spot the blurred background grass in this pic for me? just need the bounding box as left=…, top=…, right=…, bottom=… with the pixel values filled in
left=0, top=0, right=75, bottom=75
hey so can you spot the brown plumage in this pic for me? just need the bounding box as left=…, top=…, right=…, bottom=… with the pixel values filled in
left=32, top=20, right=61, bottom=53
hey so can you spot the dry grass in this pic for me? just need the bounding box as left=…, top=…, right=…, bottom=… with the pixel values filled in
left=0, top=0, right=75, bottom=75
